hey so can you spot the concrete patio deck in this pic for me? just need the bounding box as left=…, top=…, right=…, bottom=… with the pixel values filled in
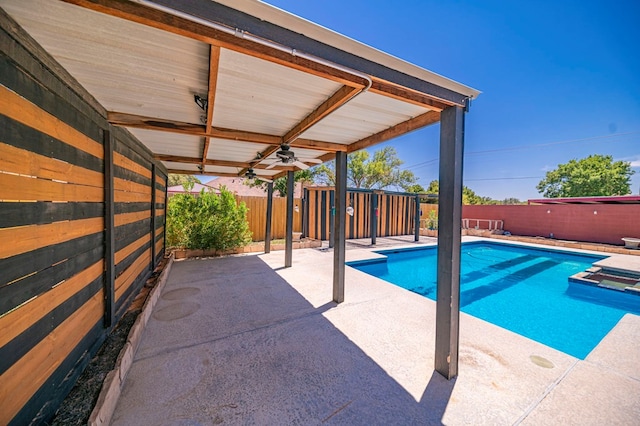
left=111, top=238, right=640, bottom=425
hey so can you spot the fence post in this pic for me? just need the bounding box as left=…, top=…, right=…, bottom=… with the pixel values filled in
left=414, top=194, right=421, bottom=241
left=370, top=191, right=378, bottom=245
left=151, top=163, right=156, bottom=268
left=265, top=182, right=273, bottom=253
left=329, top=189, right=335, bottom=248
left=103, top=129, right=115, bottom=328
left=301, top=188, right=308, bottom=238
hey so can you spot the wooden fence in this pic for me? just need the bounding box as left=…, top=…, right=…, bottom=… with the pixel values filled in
left=237, top=196, right=302, bottom=241
left=0, top=13, right=166, bottom=425
left=305, top=188, right=422, bottom=240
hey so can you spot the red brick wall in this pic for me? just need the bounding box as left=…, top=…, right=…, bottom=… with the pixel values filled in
left=462, top=205, right=639, bottom=246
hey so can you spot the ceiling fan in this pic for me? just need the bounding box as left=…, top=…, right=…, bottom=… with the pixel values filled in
left=244, top=168, right=273, bottom=183
left=264, top=144, right=322, bottom=170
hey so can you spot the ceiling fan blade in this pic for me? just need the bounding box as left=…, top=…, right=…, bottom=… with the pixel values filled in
left=266, top=162, right=280, bottom=169
left=257, top=177, right=273, bottom=183
left=293, top=161, right=310, bottom=170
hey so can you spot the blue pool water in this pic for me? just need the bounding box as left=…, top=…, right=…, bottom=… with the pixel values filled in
left=349, top=241, right=640, bottom=359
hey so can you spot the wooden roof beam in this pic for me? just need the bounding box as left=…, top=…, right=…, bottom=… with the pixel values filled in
left=201, top=45, right=221, bottom=170
left=347, top=110, right=440, bottom=153
left=311, top=111, right=441, bottom=165
left=283, top=85, right=362, bottom=144
left=370, top=78, right=450, bottom=112
left=155, top=154, right=291, bottom=171
left=247, top=85, right=361, bottom=174
left=167, top=169, right=239, bottom=178
left=107, top=112, right=347, bottom=152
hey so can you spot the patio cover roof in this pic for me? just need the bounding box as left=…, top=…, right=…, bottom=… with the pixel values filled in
left=2, top=0, right=479, bottom=181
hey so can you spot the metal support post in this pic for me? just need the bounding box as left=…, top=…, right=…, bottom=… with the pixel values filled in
left=333, top=151, right=347, bottom=303
left=265, top=181, right=273, bottom=253
left=285, top=171, right=294, bottom=267
left=434, top=105, right=465, bottom=380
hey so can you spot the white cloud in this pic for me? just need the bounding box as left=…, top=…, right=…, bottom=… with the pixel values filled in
left=618, top=155, right=640, bottom=168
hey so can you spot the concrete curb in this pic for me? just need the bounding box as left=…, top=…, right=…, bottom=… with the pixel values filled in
left=88, top=254, right=174, bottom=426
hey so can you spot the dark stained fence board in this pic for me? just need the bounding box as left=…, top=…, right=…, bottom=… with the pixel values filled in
left=0, top=115, right=103, bottom=174
left=114, top=250, right=151, bottom=312
left=0, top=202, right=103, bottom=229
left=0, top=275, right=102, bottom=376
left=115, top=241, right=152, bottom=277
left=0, top=54, right=105, bottom=140
left=10, top=319, right=105, bottom=426
left=115, top=202, right=153, bottom=215
left=0, top=231, right=103, bottom=288
left=113, top=132, right=152, bottom=173
left=114, top=164, right=152, bottom=187
left=114, top=218, right=153, bottom=250
left=0, top=244, right=104, bottom=317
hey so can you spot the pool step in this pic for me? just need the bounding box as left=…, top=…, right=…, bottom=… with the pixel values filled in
left=570, top=266, right=640, bottom=295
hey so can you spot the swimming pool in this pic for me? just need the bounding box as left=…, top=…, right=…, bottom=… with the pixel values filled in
left=348, top=241, right=640, bottom=359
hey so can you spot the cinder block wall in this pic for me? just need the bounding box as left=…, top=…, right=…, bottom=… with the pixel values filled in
left=462, top=204, right=639, bottom=245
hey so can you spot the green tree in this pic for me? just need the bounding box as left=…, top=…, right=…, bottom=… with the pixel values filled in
left=316, top=147, right=418, bottom=190
left=501, top=197, right=524, bottom=205
left=536, top=154, right=634, bottom=197
left=168, top=174, right=201, bottom=187
left=424, top=180, right=497, bottom=205
left=404, top=184, right=426, bottom=193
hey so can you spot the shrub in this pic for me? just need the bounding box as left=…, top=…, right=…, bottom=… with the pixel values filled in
left=166, top=184, right=252, bottom=251
left=426, top=209, right=438, bottom=230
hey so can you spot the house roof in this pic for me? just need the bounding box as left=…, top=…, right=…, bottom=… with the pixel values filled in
left=167, top=182, right=215, bottom=196
left=167, top=177, right=302, bottom=197
left=3, top=0, right=479, bottom=181
left=205, top=177, right=271, bottom=197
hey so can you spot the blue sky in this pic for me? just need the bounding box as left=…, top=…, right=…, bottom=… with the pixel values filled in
left=261, top=0, right=640, bottom=200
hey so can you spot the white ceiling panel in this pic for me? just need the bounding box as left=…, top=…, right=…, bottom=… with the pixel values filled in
left=213, top=49, right=343, bottom=135
left=300, top=91, right=432, bottom=144
left=206, top=138, right=269, bottom=162
left=202, top=165, right=242, bottom=175
left=127, top=129, right=202, bottom=158
left=162, top=162, right=201, bottom=172
left=3, top=0, right=210, bottom=124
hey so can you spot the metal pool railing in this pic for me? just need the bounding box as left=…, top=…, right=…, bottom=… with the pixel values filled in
left=462, top=218, right=504, bottom=231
